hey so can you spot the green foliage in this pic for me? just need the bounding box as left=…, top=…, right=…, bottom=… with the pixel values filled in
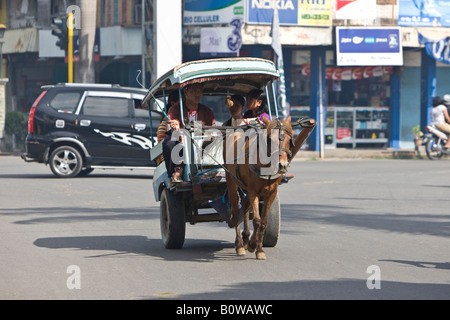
left=5, top=111, right=28, bottom=143
left=412, top=125, right=423, bottom=137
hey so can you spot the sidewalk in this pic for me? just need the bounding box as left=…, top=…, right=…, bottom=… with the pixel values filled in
left=293, top=146, right=434, bottom=161
left=0, top=150, right=23, bottom=157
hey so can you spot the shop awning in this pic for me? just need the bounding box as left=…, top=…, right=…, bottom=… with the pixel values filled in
left=242, top=25, right=333, bottom=46
left=2, top=28, right=38, bottom=54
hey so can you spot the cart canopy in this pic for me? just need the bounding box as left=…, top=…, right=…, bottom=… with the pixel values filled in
left=142, top=58, right=280, bottom=107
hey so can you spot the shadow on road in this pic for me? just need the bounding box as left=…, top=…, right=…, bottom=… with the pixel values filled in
left=33, top=235, right=235, bottom=263
left=1, top=207, right=158, bottom=225
left=280, top=204, right=450, bottom=238
left=170, top=278, right=450, bottom=300
left=0, top=173, right=153, bottom=179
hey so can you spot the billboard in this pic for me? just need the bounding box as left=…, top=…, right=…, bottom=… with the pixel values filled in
left=336, top=27, right=403, bottom=66
left=184, top=0, right=244, bottom=25
left=246, top=0, right=331, bottom=26
left=398, top=0, right=450, bottom=27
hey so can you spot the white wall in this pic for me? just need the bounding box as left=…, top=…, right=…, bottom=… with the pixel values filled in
left=155, top=0, right=182, bottom=79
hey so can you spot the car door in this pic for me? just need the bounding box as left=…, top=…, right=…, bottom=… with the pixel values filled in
left=76, top=91, right=146, bottom=165
left=42, top=89, right=83, bottom=136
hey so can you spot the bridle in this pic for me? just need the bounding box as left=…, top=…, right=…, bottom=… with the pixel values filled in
left=247, top=119, right=294, bottom=180
left=276, top=119, right=295, bottom=162
left=266, top=119, right=294, bottom=164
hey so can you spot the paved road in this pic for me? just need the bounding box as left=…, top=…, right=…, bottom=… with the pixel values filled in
left=0, top=156, right=449, bottom=300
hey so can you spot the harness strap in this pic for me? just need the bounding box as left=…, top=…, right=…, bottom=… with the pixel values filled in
left=248, top=164, right=282, bottom=180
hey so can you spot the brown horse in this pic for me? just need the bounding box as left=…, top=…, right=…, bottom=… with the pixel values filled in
left=223, top=116, right=294, bottom=260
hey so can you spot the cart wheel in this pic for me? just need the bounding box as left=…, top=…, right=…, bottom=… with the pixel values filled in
left=262, top=193, right=280, bottom=247
left=160, top=188, right=186, bottom=249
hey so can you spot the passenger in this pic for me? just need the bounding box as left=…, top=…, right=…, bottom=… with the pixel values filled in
left=157, top=91, right=180, bottom=143
left=442, top=94, right=450, bottom=123
left=162, top=83, right=215, bottom=185
left=223, top=94, right=246, bottom=126
left=430, top=96, right=450, bottom=151
left=244, top=89, right=270, bottom=123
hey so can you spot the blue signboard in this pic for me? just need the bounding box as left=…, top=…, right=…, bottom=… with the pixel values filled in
left=185, top=0, right=239, bottom=11
left=337, top=27, right=403, bottom=66
left=419, top=33, right=450, bottom=65
left=338, top=28, right=400, bottom=53
left=247, top=0, right=298, bottom=25
left=398, top=0, right=450, bottom=27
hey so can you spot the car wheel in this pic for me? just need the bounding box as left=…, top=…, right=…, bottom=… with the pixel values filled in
left=49, top=146, right=83, bottom=178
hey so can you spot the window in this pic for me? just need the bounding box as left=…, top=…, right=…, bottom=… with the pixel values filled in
left=134, top=99, right=148, bottom=119
left=82, top=97, right=129, bottom=118
left=50, top=92, right=82, bottom=113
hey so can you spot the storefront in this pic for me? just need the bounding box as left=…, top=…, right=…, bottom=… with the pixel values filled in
left=290, top=48, right=393, bottom=148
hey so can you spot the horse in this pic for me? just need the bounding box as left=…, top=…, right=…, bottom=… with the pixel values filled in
left=223, top=116, right=295, bottom=260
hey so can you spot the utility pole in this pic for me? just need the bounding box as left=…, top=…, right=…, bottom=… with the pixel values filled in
left=75, top=0, right=96, bottom=83
left=68, top=12, right=74, bottom=83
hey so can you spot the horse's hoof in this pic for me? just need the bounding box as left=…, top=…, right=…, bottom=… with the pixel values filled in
left=247, top=244, right=256, bottom=253
left=236, top=247, right=246, bottom=256
left=256, top=252, right=266, bottom=260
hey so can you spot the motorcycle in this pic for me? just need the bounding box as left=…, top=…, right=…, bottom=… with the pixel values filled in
left=424, top=125, right=450, bottom=160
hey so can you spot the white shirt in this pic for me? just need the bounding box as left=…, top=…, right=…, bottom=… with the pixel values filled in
left=430, top=104, right=448, bottom=125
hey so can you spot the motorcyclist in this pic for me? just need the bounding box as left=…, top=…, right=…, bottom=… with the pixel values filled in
left=430, top=96, right=450, bottom=151
left=442, top=94, right=450, bottom=122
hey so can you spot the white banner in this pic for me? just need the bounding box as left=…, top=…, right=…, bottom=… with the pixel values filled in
left=336, top=0, right=376, bottom=20
left=200, top=26, right=239, bottom=56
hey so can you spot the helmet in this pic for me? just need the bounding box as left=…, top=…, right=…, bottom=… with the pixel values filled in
left=442, top=94, right=450, bottom=105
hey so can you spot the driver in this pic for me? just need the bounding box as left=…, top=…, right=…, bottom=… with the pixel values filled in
left=162, top=83, right=215, bottom=185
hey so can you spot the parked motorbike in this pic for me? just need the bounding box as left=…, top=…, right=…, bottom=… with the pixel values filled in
left=424, top=125, right=450, bottom=160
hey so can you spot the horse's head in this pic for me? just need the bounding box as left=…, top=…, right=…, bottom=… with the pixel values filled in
left=263, top=116, right=294, bottom=174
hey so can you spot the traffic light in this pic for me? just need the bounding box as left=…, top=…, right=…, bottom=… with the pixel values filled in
left=52, top=16, right=68, bottom=51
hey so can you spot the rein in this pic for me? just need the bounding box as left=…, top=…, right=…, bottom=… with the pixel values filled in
left=189, top=119, right=298, bottom=184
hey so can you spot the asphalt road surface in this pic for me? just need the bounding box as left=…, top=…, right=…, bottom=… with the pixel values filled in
left=0, top=156, right=449, bottom=300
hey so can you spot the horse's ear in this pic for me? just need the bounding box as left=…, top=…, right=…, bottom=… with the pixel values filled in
left=263, top=117, right=270, bottom=126
left=286, top=115, right=291, bottom=123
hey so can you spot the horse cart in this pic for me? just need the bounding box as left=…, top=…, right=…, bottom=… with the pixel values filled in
left=141, top=58, right=316, bottom=253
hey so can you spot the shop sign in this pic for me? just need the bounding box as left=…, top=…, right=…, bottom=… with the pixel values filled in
left=336, top=27, right=403, bottom=66
left=200, top=19, right=243, bottom=57
left=336, top=128, right=352, bottom=140
left=398, top=0, right=450, bottom=27
left=302, top=65, right=392, bottom=80
left=336, top=0, right=376, bottom=20
left=246, top=0, right=331, bottom=26
left=419, top=33, right=450, bottom=65
left=184, top=0, right=244, bottom=25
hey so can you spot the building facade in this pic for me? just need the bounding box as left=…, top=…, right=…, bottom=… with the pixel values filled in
left=1, top=0, right=450, bottom=151
left=182, top=0, right=450, bottom=151
left=0, top=0, right=150, bottom=115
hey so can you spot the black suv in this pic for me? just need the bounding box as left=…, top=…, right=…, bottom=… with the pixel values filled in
left=21, top=83, right=161, bottom=178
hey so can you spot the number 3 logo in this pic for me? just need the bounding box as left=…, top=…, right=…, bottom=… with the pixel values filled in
left=228, top=18, right=243, bottom=52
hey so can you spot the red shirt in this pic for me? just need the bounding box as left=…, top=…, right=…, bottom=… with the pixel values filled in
left=167, top=103, right=215, bottom=127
